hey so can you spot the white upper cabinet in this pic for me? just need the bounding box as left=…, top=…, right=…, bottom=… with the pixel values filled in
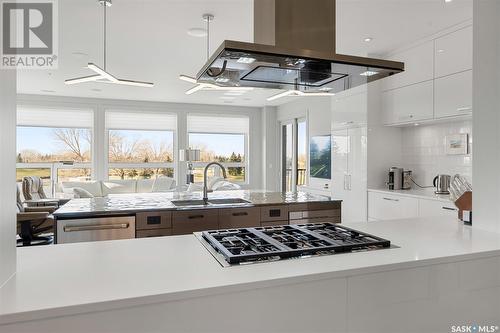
left=383, top=41, right=434, bottom=91
left=434, top=70, right=472, bottom=118
left=382, top=80, right=434, bottom=125
left=382, top=25, right=472, bottom=126
left=434, top=26, right=473, bottom=78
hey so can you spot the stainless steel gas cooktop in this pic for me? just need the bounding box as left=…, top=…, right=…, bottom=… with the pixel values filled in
left=196, top=223, right=391, bottom=267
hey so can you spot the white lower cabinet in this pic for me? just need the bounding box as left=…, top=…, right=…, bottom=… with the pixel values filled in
left=368, top=192, right=419, bottom=221
left=418, top=199, right=458, bottom=218
left=368, top=191, right=458, bottom=221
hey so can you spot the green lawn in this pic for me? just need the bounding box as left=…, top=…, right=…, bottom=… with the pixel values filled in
left=16, top=168, right=50, bottom=182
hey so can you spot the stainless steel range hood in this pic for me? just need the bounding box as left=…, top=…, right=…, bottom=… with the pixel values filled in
left=196, top=0, right=404, bottom=94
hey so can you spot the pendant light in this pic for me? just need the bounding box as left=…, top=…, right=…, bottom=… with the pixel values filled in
left=179, top=14, right=253, bottom=95
left=65, top=0, right=154, bottom=87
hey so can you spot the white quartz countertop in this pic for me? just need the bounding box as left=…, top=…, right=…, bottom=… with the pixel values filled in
left=368, top=188, right=452, bottom=203
left=2, top=217, right=500, bottom=325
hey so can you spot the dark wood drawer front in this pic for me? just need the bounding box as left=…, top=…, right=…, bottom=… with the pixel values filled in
left=219, top=207, right=260, bottom=229
left=136, top=228, right=172, bottom=238
left=288, top=202, right=341, bottom=212
left=260, top=205, right=289, bottom=222
left=136, top=211, right=172, bottom=230
left=289, top=216, right=341, bottom=225
left=172, top=209, right=219, bottom=235
left=261, top=220, right=289, bottom=227
left=289, top=209, right=341, bottom=220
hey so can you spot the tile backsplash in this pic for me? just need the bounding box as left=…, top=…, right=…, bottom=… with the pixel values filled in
left=401, top=120, right=472, bottom=187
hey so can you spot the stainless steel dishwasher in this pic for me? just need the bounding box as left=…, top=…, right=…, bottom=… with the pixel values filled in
left=56, top=216, right=136, bottom=244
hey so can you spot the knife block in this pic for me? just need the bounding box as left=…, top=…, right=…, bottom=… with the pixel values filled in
left=454, top=191, right=472, bottom=221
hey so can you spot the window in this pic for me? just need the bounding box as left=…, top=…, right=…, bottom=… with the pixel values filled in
left=281, top=118, right=307, bottom=192
left=106, top=110, right=176, bottom=180
left=187, top=114, right=249, bottom=183
left=297, top=120, right=307, bottom=186
left=16, top=106, right=93, bottom=196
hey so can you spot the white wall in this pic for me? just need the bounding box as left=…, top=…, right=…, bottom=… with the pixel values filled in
left=261, top=106, right=280, bottom=191
left=472, top=0, right=500, bottom=233
left=0, top=70, right=17, bottom=287
left=400, top=120, right=472, bottom=186
left=366, top=81, right=402, bottom=189
left=16, top=95, right=264, bottom=190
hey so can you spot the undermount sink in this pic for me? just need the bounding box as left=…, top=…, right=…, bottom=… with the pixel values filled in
left=207, top=198, right=252, bottom=205
left=171, top=198, right=252, bottom=207
left=170, top=200, right=206, bottom=207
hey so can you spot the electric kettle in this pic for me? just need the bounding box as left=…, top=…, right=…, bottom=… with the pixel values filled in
left=433, top=174, right=451, bottom=194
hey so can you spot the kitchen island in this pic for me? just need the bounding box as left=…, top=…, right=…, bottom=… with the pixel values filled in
left=52, top=191, right=342, bottom=243
left=1, top=217, right=500, bottom=332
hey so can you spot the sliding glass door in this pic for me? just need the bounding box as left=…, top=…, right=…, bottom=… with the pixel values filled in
left=281, top=118, right=307, bottom=192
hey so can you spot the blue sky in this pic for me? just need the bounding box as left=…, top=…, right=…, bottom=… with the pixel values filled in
left=189, top=133, right=245, bottom=156
left=17, top=127, right=245, bottom=157
left=17, top=127, right=71, bottom=155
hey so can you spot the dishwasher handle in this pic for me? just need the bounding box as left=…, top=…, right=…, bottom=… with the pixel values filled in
left=63, top=223, right=130, bottom=232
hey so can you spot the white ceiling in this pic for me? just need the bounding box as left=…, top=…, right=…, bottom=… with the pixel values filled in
left=17, top=0, right=472, bottom=107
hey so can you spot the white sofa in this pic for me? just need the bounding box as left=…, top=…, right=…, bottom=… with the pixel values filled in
left=61, top=177, right=176, bottom=198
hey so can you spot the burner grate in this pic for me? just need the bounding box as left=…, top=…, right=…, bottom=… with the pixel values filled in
left=201, top=222, right=391, bottom=266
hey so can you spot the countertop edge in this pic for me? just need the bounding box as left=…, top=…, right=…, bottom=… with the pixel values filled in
left=52, top=199, right=343, bottom=218
left=368, top=188, right=452, bottom=203
left=2, top=248, right=499, bottom=326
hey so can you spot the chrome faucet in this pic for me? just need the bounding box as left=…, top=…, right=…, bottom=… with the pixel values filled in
left=203, top=162, right=227, bottom=204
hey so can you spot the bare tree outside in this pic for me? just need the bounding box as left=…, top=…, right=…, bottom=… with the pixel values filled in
left=107, top=130, right=174, bottom=180
left=52, top=128, right=92, bottom=162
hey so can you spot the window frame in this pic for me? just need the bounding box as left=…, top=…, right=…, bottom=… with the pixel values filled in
left=16, top=124, right=94, bottom=196
left=187, top=130, right=249, bottom=185
left=280, top=117, right=308, bottom=192
left=106, top=127, right=177, bottom=181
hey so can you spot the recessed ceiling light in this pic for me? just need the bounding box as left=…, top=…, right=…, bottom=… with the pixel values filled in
left=364, top=37, right=373, bottom=42
left=414, top=123, right=420, bottom=126
left=360, top=70, right=379, bottom=77
left=187, top=28, right=207, bottom=37
left=437, top=49, right=445, bottom=53
left=444, top=0, right=453, bottom=3
left=237, top=57, right=256, bottom=64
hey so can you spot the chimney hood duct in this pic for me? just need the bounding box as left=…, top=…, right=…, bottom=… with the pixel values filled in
left=196, top=0, right=404, bottom=94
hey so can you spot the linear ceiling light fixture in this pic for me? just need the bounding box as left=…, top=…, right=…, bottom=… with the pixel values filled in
left=267, top=90, right=335, bottom=101
left=65, top=0, right=154, bottom=87
left=179, top=14, right=253, bottom=95
left=266, top=79, right=335, bottom=101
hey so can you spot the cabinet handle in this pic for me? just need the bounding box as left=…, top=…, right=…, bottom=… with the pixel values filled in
left=383, top=197, right=399, bottom=202
left=64, top=223, right=129, bottom=232
left=442, top=207, right=456, bottom=211
left=232, top=212, right=248, bottom=217
left=188, top=215, right=205, bottom=219
left=457, top=107, right=472, bottom=112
